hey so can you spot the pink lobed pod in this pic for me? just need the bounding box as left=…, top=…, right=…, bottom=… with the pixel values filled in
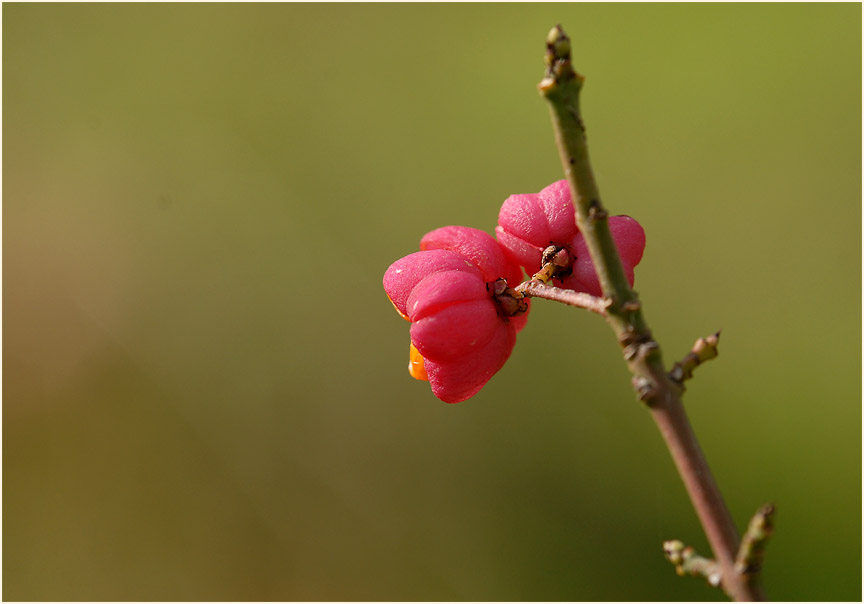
left=419, top=226, right=529, bottom=332
left=496, top=180, right=646, bottom=297
left=383, top=227, right=529, bottom=403
left=420, top=226, right=525, bottom=288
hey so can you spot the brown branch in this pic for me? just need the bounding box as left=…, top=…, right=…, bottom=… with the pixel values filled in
left=540, top=25, right=765, bottom=601
left=515, top=279, right=607, bottom=315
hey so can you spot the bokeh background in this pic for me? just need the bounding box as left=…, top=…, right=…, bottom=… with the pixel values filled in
left=3, top=3, right=860, bottom=601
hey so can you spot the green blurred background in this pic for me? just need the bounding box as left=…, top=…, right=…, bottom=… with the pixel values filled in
left=3, top=3, right=860, bottom=601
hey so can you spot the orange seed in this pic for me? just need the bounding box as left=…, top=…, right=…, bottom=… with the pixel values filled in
left=408, top=342, right=429, bottom=381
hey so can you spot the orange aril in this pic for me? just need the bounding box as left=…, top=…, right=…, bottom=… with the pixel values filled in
left=408, top=342, right=429, bottom=381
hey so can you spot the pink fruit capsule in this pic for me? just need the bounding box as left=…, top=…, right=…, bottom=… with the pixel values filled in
left=383, top=227, right=529, bottom=403
left=496, top=180, right=645, bottom=297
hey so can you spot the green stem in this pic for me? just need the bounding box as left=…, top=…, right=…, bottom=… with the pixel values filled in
left=539, top=25, right=764, bottom=602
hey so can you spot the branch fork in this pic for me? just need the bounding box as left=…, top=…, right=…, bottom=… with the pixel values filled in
left=664, top=505, right=775, bottom=594
left=511, top=247, right=608, bottom=315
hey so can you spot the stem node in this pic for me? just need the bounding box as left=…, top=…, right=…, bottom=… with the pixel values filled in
left=588, top=203, right=608, bottom=222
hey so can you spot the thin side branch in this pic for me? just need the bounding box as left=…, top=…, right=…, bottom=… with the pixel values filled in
left=539, top=25, right=765, bottom=601
left=735, top=504, right=776, bottom=577
left=664, top=540, right=723, bottom=588
left=512, top=249, right=607, bottom=314
left=516, top=280, right=607, bottom=315
left=669, top=331, right=721, bottom=384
